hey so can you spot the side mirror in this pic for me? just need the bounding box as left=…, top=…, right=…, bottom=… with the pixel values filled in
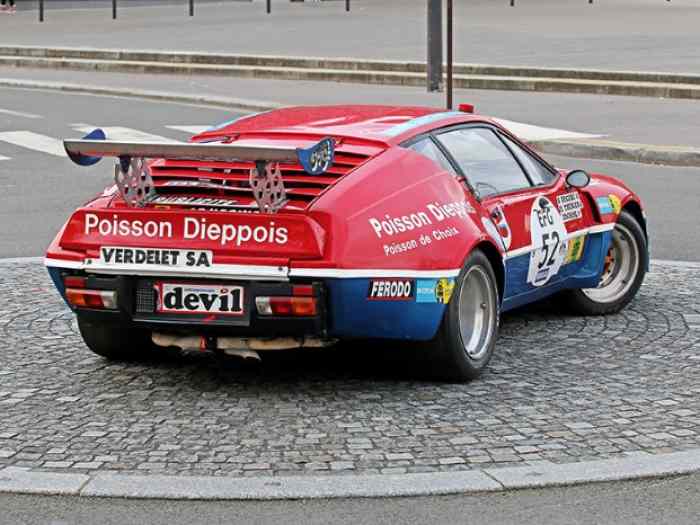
left=566, top=169, right=590, bottom=189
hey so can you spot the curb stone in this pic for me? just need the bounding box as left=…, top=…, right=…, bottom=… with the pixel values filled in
left=1, top=78, right=697, bottom=168
left=4, top=46, right=700, bottom=96
left=531, top=138, right=700, bottom=168
left=4, top=55, right=700, bottom=101
left=6, top=46, right=700, bottom=85
left=1, top=450, right=699, bottom=500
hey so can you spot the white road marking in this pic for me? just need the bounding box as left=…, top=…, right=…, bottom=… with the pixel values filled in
left=493, top=118, right=603, bottom=142
left=72, top=126, right=177, bottom=142
left=165, top=125, right=209, bottom=135
left=0, top=108, right=42, bottom=119
left=0, top=131, right=65, bottom=157
left=0, top=155, right=10, bottom=161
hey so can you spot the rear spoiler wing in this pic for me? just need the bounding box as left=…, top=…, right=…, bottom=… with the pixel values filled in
left=63, top=128, right=335, bottom=212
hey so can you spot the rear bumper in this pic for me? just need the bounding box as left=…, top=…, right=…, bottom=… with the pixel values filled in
left=49, top=267, right=327, bottom=338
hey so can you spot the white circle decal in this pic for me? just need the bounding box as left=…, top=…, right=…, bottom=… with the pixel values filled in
left=527, top=196, right=568, bottom=287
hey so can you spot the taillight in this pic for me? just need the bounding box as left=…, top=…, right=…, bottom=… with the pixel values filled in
left=65, top=289, right=118, bottom=310
left=255, top=296, right=317, bottom=317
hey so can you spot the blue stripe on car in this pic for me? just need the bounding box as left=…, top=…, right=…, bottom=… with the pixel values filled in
left=381, top=111, right=463, bottom=137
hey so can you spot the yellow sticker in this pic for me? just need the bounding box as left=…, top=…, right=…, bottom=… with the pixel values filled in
left=609, top=194, right=622, bottom=215
left=566, top=235, right=586, bottom=264
left=435, top=278, right=455, bottom=304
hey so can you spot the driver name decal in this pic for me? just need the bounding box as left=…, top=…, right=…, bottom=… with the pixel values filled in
left=557, top=192, right=584, bottom=222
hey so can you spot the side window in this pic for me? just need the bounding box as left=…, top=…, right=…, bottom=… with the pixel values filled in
left=436, top=128, right=531, bottom=197
left=499, top=133, right=557, bottom=186
left=407, top=137, right=458, bottom=176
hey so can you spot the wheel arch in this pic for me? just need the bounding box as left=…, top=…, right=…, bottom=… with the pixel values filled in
left=470, top=240, right=505, bottom=304
left=622, top=199, right=648, bottom=240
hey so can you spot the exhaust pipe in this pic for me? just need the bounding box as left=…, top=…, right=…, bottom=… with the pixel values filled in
left=152, top=332, right=206, bottom=351
left=152, top=333, right=336, bottom=360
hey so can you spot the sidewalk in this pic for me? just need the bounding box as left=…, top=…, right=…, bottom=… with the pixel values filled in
left=2, top=66, right=700, bottom=151
left=1, top=0, right=699, bottom=73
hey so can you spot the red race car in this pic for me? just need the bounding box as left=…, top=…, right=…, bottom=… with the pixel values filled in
left=46, top=105, right=649, bottom=381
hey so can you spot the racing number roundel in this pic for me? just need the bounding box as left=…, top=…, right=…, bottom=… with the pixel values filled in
left=527, top=196, right=568, bottom=287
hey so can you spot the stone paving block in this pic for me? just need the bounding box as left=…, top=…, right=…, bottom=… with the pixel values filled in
left=0, top=262, right=699, bottom=481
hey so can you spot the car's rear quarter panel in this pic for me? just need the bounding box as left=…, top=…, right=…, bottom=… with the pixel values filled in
left=307, top=147, right=498, bottom=340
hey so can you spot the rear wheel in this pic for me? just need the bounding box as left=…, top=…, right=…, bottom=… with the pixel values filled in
left=562, top=210, right=647, bottom=315
left=77, top=316, right=154, bottom=360
left=426, top=250, right=500, bottom=382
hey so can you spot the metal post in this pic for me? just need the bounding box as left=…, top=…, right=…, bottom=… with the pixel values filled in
left=189, top=0, right=194, bottom=16
left=267, top=0, right=271, bottom=14
left=345, top=0, right=350, bottom=12
left=426, top=0, right=442, bottom=92
left=446, top=0, right=453, bottom=109
left=510, top=0, right=514, bottom=5
left=112, top=0, right=117, bottom=19
left=39, top=0, right=44, bottom=22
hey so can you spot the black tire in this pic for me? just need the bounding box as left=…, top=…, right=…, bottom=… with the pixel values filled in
left=77, top=316, right=154, bottom=360
left=561, top=210, right=647, bottom=315
left=425, top=250, right=500, bottom=382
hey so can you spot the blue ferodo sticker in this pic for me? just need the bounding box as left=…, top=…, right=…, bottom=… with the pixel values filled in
left=596, top=196, right=614, bottom=215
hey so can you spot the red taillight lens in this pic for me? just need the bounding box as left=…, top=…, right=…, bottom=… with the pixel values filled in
left=65, top=289, right=118, bottom=310
left=256, top=296, right=317, bottom=317
left=290, top=297, right=317, bottom=316
left=270, top=297, right=294, bottom=315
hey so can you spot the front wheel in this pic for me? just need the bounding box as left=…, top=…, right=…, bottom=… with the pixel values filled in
left=562, top=210, right=647, bottom=315
left=425, top=250, right=500, bottom=382
left=77, top=316, right=154, bottom=360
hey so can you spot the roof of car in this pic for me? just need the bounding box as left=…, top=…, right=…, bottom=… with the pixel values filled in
left=196, top=105, right=484, bottom=144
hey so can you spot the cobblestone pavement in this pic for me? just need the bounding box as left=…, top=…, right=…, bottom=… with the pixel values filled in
left=1, top=261, right=699, bottom=479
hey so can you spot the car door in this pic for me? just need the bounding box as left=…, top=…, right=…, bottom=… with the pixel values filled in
left=434, top=125, right=588, bottom=307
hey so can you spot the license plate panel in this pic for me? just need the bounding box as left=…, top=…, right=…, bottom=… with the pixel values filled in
left=155, top=282, right=245, bottom=317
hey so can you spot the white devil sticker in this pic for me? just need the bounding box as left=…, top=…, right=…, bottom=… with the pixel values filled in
left=527, top=196, right=568, bottom=287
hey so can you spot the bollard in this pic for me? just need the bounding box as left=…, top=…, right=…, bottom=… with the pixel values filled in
left=345, top=0, right=350, bottom=11
left=112, top=0, right=117, bottom=19
left=189, top=0, right=194, bottom=16
left=427, top=0, right=442, bottom=92
left=39, top=0, right=44, bottom=22
left=446, top=0, right=453, bottom=109
left=267, top=0, right=271, bottom=14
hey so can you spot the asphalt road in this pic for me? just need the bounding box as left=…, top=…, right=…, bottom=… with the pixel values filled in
left=1, top=87, right=698, bottom=260
left=0, top=88, right=235, bottom=257
left=5, top=66, right=700, bottom=149
left=2, top=473, right=700, bottom=525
